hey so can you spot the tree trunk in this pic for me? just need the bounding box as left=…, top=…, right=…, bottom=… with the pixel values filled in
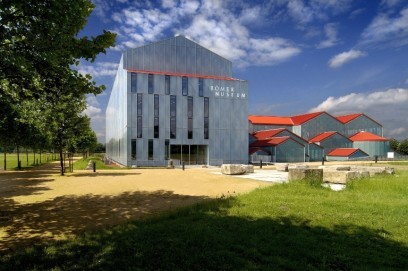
left=59, top=148, right=64, bottom=176
left=26, top=149, right=28, bottom=166
left=3, top=151, right=6, bottom=171
left=34, top=152, right=36, bottom=165
left=40, top=149, right=42, bottom=164
left=17, top=145, right=21, bottom=170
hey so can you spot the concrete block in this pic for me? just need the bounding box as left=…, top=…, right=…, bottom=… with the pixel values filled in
left=350, top=166, right=395, bottom=176
left=288, top=164, right=309, bottom=170
left=275, top=163, right=289, bottom=172
left=323, top=171, right=369, bottom=184
left=243, top=164, right=254, bottom=173
left=288, top=168, right=323, bottom=182
left=221, top=164, right=246, bottom=175
left=319, top=165, right=351, bottom=171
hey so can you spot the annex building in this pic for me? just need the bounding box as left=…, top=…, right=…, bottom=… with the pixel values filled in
left=249, top=112, right=390, bottom=163
left=106, top=35, right=248, bottom=167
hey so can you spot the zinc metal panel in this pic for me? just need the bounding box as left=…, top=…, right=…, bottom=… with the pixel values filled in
left=186, top=47, right=196, bottom=74
left=176, top=45, right=186, bottom=73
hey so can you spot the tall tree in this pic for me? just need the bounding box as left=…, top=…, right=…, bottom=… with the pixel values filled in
left=389, top=138, right=400, bottom=152
left=398, top=139, right=408, bottom=155
left=1, top=0, right=115, bottom=174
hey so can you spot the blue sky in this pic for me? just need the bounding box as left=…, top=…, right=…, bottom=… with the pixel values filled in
left=78, top=0, right=408, bottom=142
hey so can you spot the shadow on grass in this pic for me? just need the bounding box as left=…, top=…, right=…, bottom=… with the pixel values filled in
left=1, top=197, right=407, bottom=271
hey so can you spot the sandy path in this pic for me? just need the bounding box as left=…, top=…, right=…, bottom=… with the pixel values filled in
left=0, top=162, right=271, bottom=251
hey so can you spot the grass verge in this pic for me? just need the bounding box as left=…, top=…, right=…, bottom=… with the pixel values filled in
left=73, top=156, right=127, bottom=170
left=0, top=153, right=53, bottom=170
left=1, top=171, right=407, bottom=270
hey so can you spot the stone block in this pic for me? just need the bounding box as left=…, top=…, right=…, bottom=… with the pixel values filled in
left=319, top=165, right=351, bottom=171
left=275, top=163, right=289, bottom=172
left=323, top=171, right=369, bottom=184
left=243, top=164, right=254, bottom=173
left=349, top=166, right=394, bottom=176
left=288, top=168, right=323, bottom=182
left=221, top=164, right=246, bottom=175
left=288, top=164, right=309, bottom=170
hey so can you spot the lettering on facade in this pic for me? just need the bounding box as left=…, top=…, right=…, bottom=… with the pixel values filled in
left=210, top=85, right=246, bottom=99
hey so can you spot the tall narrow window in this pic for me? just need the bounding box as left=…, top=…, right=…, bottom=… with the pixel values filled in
left=148, top=74, right=154, bottom=94
left=170, top=95, right=176, bottom=139
left=148, top=139, right=153, bottom=160
left=131, top=73, right=137, bottom=93
left=204, top=97, right=209, bottom=139
left=182, top=76, right=188, bottom=96
left=137, top=94, right=143, bottom=138
left=165, top=75, right=170, bottom=95
left=154, top=94, right=159, bottom=138
left=198, top=78, right=203, bottom=97
left=131, top=139, right=136, bottom=160
left=188, top=96, right=193, bottom=139
left=165, top=139, right=170, bottom=160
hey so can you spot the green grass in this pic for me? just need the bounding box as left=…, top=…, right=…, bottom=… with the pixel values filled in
left=73, top=156, right=127, bottom=170
left=0, top=152, right=54, bottom=170
left=1, top=172, right=408, bottom=270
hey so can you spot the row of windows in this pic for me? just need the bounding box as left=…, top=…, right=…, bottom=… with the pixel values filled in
left=136, top=95, right=209, bottom=140
left=131, top=73, right=204, bottom=97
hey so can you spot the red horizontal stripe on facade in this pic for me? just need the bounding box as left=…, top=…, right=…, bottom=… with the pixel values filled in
left=126, top=69, right=240, bottom=81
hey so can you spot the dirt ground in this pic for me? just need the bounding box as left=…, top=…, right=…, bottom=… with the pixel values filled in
left=0, top=162, right=271, bottom=252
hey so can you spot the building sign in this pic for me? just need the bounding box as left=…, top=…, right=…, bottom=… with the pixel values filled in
left=210, top=85, right=246, bottom=99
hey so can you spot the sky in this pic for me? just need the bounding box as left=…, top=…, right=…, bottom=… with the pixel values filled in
left=78, top=0, right=408, bottom=142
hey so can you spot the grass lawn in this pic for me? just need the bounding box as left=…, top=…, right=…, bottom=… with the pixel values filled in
left=0, top=152, right=54, bottom=170
left=1, top=171, right=407, bottom=270
left=73, top=156, right=127, bottom=170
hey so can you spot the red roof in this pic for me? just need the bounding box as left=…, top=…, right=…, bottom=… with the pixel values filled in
left=349, top=131, right=388, bottom=142
left=248, top=115, right=294, bottom=126
left=253, top=128, right=286, bottom=140
left=291, top=112, right=324, bottom=125
left=309, top=131, right=337, bottom=143
left=336, top=113, right=363, bottom=124
left=250, top=136, right=291, bottom=147
left=327, top=148, right=368, bottom=157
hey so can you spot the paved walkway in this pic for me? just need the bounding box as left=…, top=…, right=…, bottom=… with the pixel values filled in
left=211, top=169, right=288, bottom=183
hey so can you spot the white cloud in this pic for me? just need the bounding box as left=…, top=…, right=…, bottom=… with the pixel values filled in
left=360, top=7, right=408, bottom=47
left=83, top=105, right=102, bottom=118
left=328, top=49, right=366, bottom=68
left=381, top=0, right=402, bottom=7
left=78, top=62, right=118, bottom=78
left=317, top=23, right=339, bottom=48
left=107, top=0, right=301, bottom=68
left=309, top=88, right=408, bottom=139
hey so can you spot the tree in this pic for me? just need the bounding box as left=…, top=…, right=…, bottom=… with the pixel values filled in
left=1, top=0, right=115, bottom=174
left=398, top=139, right=408, bottom=155
left=389, top=138, right=400, bottom=152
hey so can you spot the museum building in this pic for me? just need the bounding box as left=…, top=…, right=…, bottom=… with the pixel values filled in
left=106, top=35, right=248, bottom=166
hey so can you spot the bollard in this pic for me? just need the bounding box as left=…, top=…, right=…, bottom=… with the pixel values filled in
left=93, top=161, right=96, bottom=172
left=182, top=161, right=185, bottom=171
left=260, top=159, right=263, bottom=169
left=375, top=155, right=378, bottom=163
left=321, top=156, right=325, bottom=166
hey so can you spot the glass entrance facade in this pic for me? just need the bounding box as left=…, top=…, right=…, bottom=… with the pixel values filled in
left=169, top=145, right=207, bottom=165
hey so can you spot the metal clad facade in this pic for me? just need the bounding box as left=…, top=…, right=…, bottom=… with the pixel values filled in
left=106, top=56, right=128, bottom=165
left=299, top=113, right=343, bottom=140
left=344, top=116, right=383, bottom=137
left=107, top=36, right=248, bottom=166
left=353, top=141, right=390, bottom=157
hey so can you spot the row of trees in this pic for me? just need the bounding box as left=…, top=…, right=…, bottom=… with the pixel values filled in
left=0, top=0, right=115, bottom=174
left=389, top=138, right=408, bottom=155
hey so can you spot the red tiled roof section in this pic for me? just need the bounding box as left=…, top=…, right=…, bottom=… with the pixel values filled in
left=336, top=113, right=363, bottom=124
left=309, top=131, right=337, bottom=143
left=291, top=112, right=324, bottom=125
left=252, top=128, right=286, bottom=140
left=349, top=131, right=388, bottom=142
left=248, top=115, right=294, bottom=126
left=327, top=148, right=367, bottom=157
left=250, top=136, right=291, bottom=147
